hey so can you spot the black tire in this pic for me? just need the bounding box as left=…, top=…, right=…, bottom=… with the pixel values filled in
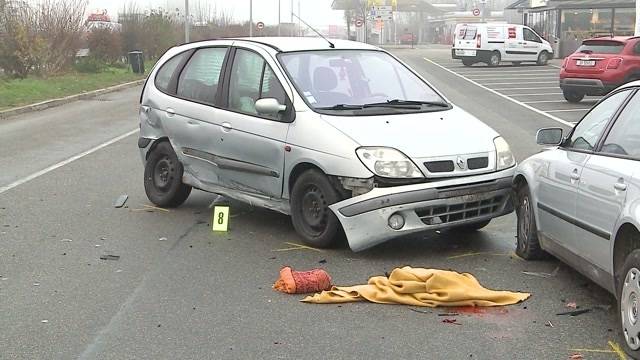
left=144, top=141, right=191, bottom=208
left=617, top=249, right=640, bottom=358
left=512, top=62, right=522, bottom=66
left=290, top=169, right=343, bottom=248
left=462, top=59, right=474, bottom=67
left=449, top=220, right=491, bottom=233
left=515, top=184, right=545, bottom=260
left=537, top=51, right=549, bottom=66
left=487, top=51, right=501, bottom=67
left=563, top=90, right=585, bottom=103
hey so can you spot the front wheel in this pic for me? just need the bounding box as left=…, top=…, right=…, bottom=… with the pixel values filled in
left=618, top=249, right=640, bottom=358
left=290, top=170, right=343, bottom=248
left=462, top=59, right=474, bottom=67
left=144, top=141, right=192, bottom=208
left=537, top=51, right=549, bottom=65
left=487, top=51, right=501, bottom=67
left=563, top=90, right=585, bottom=103
left=515, top=184, right=545, bottom=260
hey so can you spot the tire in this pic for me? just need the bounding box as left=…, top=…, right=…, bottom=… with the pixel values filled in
left=563, top=90, right=585, bottom=103
left=449, top=220, right=491, bottom=232
left=290, top=169, right=343, bottom=248
left=487, top=51, right=501, bottom=67
left=515, top=184, right=545, bottom=260
left=512, top=62, right=522, bottom=66
left=536, top=51, right=549, bottom=66
left=462, top=59, right=474, bottom=67
left=144, top=141, right=192, bottom=208
left=617, top=249, right=640, bottom=358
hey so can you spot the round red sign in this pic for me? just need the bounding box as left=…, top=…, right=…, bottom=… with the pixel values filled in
left=256, top=21, right=265, bottom=30
left=472, top=8, right=481, bottom=16
left=355, top=19, right=363, bottom=27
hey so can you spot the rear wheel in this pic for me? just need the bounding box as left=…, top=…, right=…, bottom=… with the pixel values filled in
left=144, top=141, right=191, bottom=208
left=618, top=249, right=640, bottom=358
left=487, top=51, right=501, bottom=67
left=290, top=169, right=343, bottom=248
left=563, top=90, right=585, bottom=103
left=537, top=51, right=549, bottom=65
left=462, top=59, right=474, bottom=67
left=515, top=184, right=545, bottom=260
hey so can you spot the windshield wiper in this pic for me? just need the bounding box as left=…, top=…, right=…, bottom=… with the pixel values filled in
left=316, top=104, right=364, bottom=110
left=362, top=99, right=449, bottom=108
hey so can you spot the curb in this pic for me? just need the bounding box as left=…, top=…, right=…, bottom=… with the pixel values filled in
left=0, top=79, right=146, bottom=120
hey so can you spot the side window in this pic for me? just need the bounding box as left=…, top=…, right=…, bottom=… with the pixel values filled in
left=155, top=52, right=188, bottom=93
left=177, top=47, right=227, bottom=105
left=566, top=90, right=630, bottom=151
left=523, top=28, right=541, bottom=43
left=228, top=49, right=287, bottom=120
left=601, top=91, right=640, bottom=157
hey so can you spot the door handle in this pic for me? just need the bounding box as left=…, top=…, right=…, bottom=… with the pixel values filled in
left=221, top=122, right=232, bottom=132
left=187, top=120, right=198, bottom=125
left=614, top=182, right=628, bottom=191
left=165, top=108, right=176, bottom=116
left=570, top=169, right=580, bottom=181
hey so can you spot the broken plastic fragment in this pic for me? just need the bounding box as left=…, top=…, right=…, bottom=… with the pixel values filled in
left=113, top=194, right=129, bottom=208
left=158, top=237, right=167, bottom=241
left=100, top=255, right=120, bottom=261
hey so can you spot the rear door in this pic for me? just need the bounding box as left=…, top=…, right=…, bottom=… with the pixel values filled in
left=576, top=89, right=637, bottom=273
left=454, top=25, right=478, bottom=57
left=564, top=40, right=625, bottom=75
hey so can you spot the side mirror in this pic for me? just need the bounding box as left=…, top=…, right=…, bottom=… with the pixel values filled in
left=255, top=98, right=286, bottom=116
left=536, top=127, right=564, bottom=146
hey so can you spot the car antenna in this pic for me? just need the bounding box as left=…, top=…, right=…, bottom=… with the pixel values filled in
left=291, top=12, right=335, bottom=48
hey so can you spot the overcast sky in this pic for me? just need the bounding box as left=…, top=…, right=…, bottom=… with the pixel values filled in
left=86, top=0, right=345, bottom=26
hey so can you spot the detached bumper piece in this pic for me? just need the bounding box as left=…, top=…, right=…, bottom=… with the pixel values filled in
left=330, top=173, right=515, bottom=252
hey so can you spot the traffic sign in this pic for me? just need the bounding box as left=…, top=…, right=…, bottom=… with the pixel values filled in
left=472, top=8, right=481, bottom=16
left=256, top=21, right=264, bottom=30
left=355, top=19, right=363, bottom=27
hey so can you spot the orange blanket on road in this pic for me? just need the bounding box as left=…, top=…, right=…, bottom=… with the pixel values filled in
left=302, top=266, right=530, bottom=307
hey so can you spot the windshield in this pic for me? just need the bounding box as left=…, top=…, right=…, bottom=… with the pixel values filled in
left=278, top=50, right=447, bottom=114
left=578, top=41, right=625, bottom=54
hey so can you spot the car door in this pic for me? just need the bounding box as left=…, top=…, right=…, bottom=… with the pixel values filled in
left=215, top=46, right=292, bottom=198
left=522, top=27, right=543, bottom=62
left=575, top=88, right=638, bottom=272
left=504, top=25, right=526, bottom=61
left=162, top=45, right=231, bottom=187
left=536, top=90, right=631, bottom=255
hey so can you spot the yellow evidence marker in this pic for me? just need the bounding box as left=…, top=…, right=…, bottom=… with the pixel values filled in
left=212, top=206, right=230, bottom=232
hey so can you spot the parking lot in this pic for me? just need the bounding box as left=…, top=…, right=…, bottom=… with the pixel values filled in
left=0, top=46, right=632, bottom=360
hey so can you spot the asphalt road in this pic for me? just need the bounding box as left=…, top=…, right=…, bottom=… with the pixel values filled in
left=0, top=47, right=625, bottom=360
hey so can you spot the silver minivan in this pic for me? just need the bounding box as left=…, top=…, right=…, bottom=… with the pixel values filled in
left=138, top=37, right=516, bottom=251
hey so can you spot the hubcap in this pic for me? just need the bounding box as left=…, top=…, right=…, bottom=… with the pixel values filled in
left=300, top=185, right=328, bottom=234
left=622, top=267, right=640, bottom=350
left=491, top=55, right=499, bottom=65
left=153, top=156, right=174, bottom=191
left=518, top=195, right=531, bottom=250
left=540, top=54, right=547, bottom=63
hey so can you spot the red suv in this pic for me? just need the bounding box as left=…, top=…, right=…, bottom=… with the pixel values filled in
left=560, top=36, right=640, bottom=103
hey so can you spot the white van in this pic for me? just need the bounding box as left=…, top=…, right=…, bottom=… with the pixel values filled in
left=452, top=23, right=553, bottom=67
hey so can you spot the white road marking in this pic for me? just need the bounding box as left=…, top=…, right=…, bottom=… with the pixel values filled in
left=423, top=58, right=574, bottom=127
left=492, top=87, right=559, bottom=90
left=481, top=81, right=558, bottom=85
left=546, top=108, right=591, bottom=113
left=524, top=100, right=570, bottom=104
left=455, top=69, right=557, bottom=74
left=510, top=93, right=563, bottom=96
left=0, top=128, right=139, bottom=195
left=469, top=77, right=558, bottom=81
left=465, top=73, right=558, bottom=77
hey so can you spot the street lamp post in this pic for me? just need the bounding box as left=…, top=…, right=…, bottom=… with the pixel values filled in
left=184, top=0, right=190, bottom=42
left=636, top=0, right=640, bottom=35
left=278, top=0, right=281, bottom=36
left=249, top=0, right=253, bottom=37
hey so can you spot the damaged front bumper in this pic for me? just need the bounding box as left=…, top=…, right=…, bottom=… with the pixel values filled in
left=329, top=168, right=516, bottom=252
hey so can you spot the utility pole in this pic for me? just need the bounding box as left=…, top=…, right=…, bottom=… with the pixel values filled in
left=636, top=0, right=640, bottom=35
left=297, top=0, right=301, bottom=36
left=249, top=0, right=253, bottom=37
left=184, top=0, right=190, bottom=42
left=480, top=0, right=486, bottom=23
left=291, top=0, right=294, bottom=36
left=278, top=0, right=281, bottom=36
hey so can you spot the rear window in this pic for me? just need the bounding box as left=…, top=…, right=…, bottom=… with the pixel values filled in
left=457, top=26, right=477, bottom=40
left=155, top=52, right=188, bottom=93
left=577, top=41, right=625, bottom=54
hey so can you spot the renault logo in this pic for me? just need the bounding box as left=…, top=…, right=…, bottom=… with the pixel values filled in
left=456, top=157, right=466, bottom=170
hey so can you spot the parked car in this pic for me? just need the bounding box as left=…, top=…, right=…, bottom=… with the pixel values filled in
left=514, top=80, right=640, bottom=357
left=452, top=23, right=553, bottom=67
left=400, top=33, right=416, bottom=45
left=560, top=36, right=640, bottom=103
left=138, top=37, right=516, bottom=252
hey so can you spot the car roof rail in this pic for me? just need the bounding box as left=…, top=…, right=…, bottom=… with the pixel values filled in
left=224, top=38, right=283, bottom=52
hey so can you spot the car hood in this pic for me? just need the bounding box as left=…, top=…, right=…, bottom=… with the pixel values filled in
left=319, top=106, right=499, bottom=158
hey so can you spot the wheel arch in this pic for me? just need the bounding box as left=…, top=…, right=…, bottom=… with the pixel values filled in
left=613, top=221, right=640, bottom=294
left=286, top=162, right=325, bottom=199
left=145, top=136, right=171, bottom=161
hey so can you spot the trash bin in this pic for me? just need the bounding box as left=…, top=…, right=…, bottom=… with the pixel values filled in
left=128, top=51, right=144, bottom=74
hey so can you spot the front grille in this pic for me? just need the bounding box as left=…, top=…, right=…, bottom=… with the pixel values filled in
left=424, top=160, right=454, bottom=173
left=467, top=157, right=488, bottom=170
left=415, top=195, right=505, bottom=226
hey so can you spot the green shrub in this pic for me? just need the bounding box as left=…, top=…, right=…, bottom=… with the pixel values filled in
left=73, top=58, right=106, bottom=73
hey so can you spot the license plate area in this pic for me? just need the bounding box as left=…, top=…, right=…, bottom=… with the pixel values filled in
left=576, top=60, right=596, bottom=66
left=455, top=49, right=476, bottom=57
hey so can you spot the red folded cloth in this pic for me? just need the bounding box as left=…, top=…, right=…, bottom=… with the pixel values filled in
left=273, top=266, right=332, bottom=294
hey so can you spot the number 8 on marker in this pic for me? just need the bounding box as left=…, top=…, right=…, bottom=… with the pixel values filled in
left=212, top=206, right=229, bottom=232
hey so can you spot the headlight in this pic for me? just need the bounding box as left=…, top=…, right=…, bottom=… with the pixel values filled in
left=494, top=136, right=515, bottom=170
left=356, top=147, right=424, bottom=178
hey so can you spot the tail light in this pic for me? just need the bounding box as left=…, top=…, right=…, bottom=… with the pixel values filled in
left=476, top=34, right=481, bottom=48
left=561, top=57, right=568, bottom=68
left=607, top=57, right=623, bottom=69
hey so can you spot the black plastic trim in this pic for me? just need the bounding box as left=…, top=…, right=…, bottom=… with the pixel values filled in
left=138, top=137, right=152, bottom=148
left=182, top=147, right=280, bottom=178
